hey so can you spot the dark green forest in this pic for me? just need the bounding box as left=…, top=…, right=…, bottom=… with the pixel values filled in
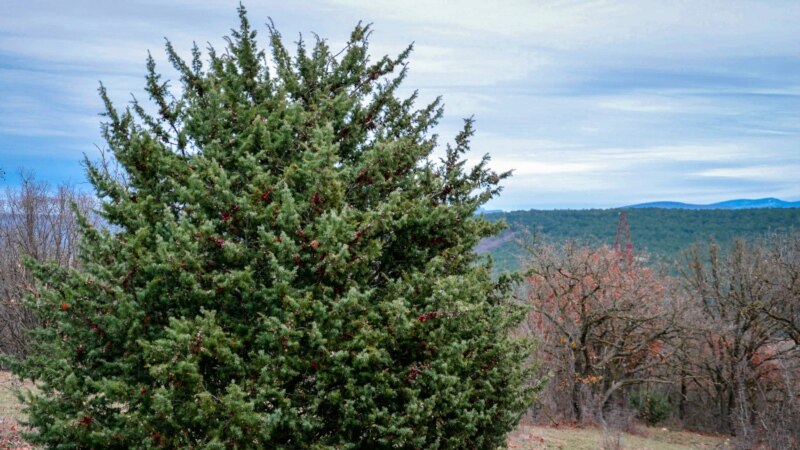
left=479, top=208, right=800, bottom=273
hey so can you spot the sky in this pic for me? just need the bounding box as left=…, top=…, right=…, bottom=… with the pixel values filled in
left=1, top=1, right=798, bottom=210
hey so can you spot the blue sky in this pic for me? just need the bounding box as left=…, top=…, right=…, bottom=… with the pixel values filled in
left=1, top=0, right=798, bottom=210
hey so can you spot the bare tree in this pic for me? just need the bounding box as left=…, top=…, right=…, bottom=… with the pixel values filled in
left=0, top=172, right=95, bottom=359
left=678, top=236, right=800, bottom=444
left=762, top=230, right=800, bottom=345
left=523, top=242, right=677, bottom=424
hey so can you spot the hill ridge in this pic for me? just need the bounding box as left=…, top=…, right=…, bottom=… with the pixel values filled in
left=626, top=197, right=800, bottom=210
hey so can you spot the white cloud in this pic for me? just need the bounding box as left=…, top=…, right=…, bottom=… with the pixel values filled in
left=597, top=144, right=749, bottom=163
left=0, top=96, right=95, bottom=138
left=596, top=94, right=737, bottom=115
left=408, top=44, right=548, bottom=86
left=493, top=160, right=606, bottom=176
left=693, top=165, right=800, bottom=180
left=324, top=0, right=800, bottom=58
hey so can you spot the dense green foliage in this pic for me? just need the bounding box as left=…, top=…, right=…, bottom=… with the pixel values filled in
left=11, top=9, right=537, bottom=449
left=481, top=208, right=800, bottom=273
left=629, top=389, right=672, bottom=425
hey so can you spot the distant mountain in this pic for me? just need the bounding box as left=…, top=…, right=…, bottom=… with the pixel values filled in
left=626, top=198, right=800, bottom=210
left=476, top=208, right=504, bottom=215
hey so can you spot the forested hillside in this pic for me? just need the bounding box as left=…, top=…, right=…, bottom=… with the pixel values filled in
left=480, top=208, right=800, bottom=273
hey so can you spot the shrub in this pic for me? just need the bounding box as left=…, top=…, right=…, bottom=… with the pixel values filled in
left=11, top=7, right=538, bottom=449
left=629, top=389, right=672, bottom=425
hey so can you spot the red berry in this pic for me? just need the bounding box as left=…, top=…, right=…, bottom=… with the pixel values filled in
left=78, top=415, right=93, bottom=426
left=405, top=368, right=420, bottom=382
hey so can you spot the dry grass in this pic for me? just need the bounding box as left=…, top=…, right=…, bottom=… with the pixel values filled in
left=0, top=371, right=34, bottom=449
left=0, top=372, right=29, bottom=420
left=507, top=424, right=730, bottom=450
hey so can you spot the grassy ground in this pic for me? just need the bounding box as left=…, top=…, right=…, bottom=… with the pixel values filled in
left=2, top=371, right=731, bottom=449
left=0, top=372, right=28, bottom=420
left=0, top=371, right=33, bottom=449
left=508, top=424, right=729, bottom=450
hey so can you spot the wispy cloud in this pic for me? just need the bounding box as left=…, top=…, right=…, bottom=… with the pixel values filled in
left=0, top=1, right=798, bottom=208
left=693, top=165, right=800, bottom=180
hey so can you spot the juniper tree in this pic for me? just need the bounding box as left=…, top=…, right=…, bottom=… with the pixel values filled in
left=12, top=7, right=537, bottom=449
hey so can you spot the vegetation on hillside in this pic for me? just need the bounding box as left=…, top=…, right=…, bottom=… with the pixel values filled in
left=516, top=232, right=800, bottom=449
left=482, top=208, right=800, bottom=273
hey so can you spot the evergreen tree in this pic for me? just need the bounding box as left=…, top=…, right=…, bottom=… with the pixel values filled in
left=12, top=7, right=537, bottom=449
